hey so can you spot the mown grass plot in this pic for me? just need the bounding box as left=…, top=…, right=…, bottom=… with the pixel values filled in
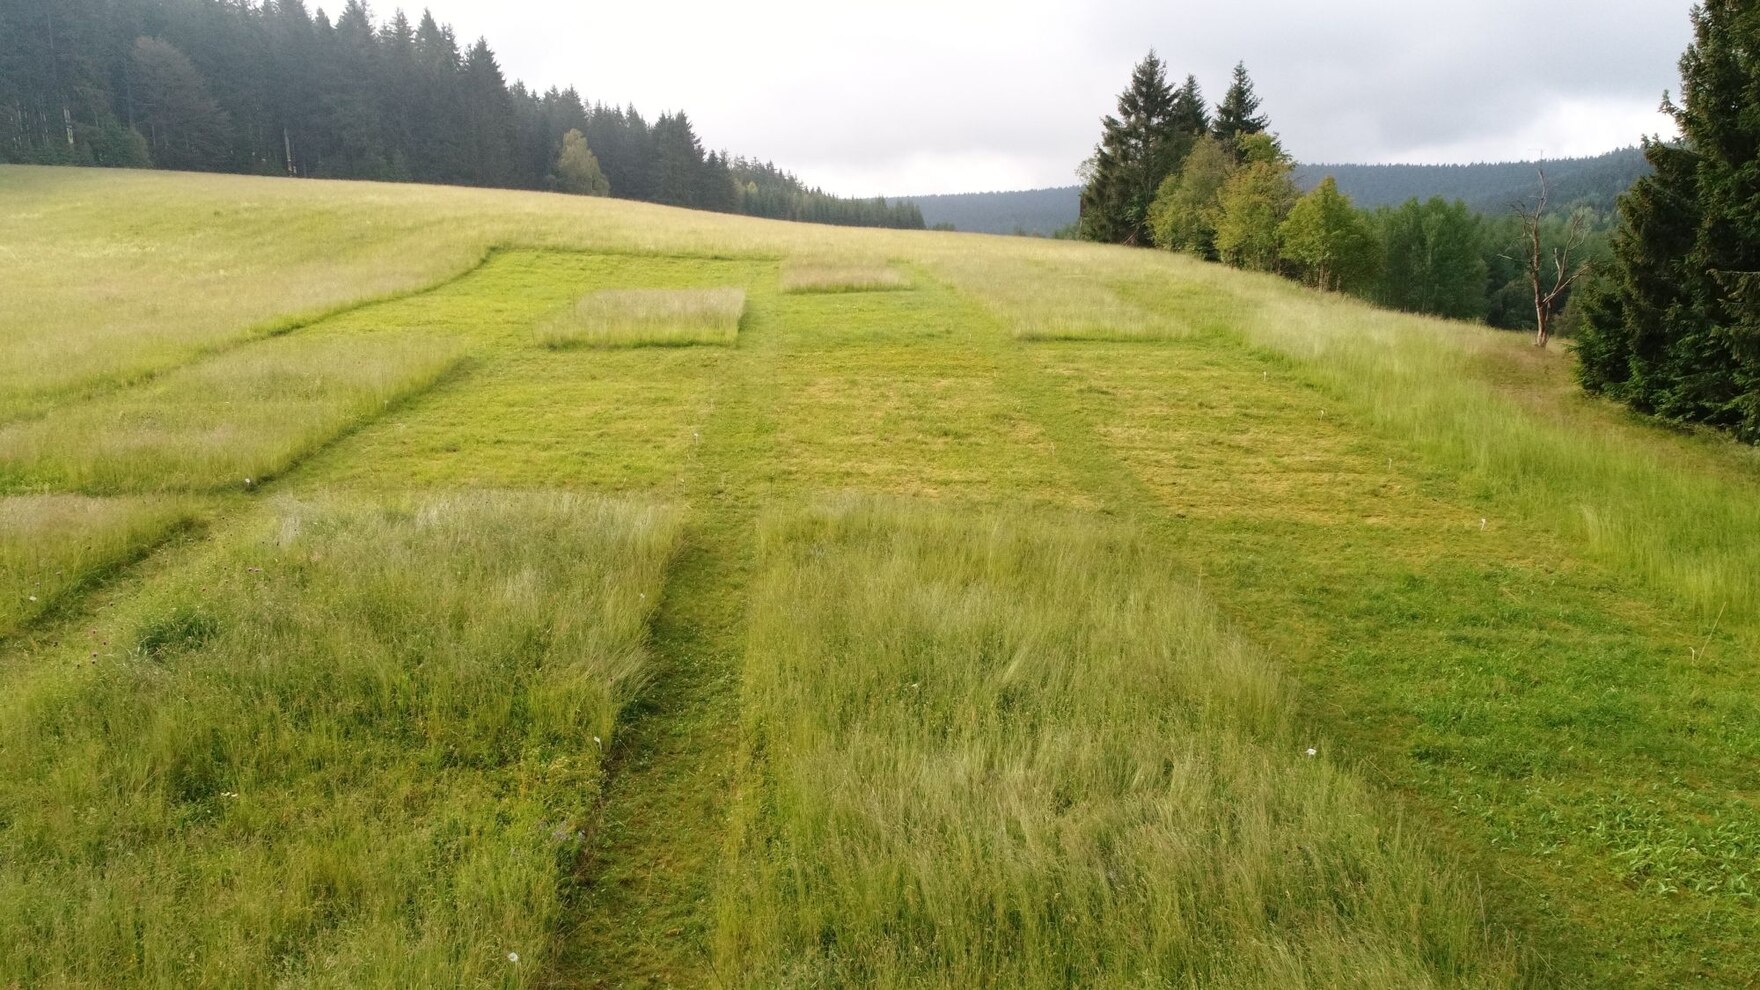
left=0, top=332, right=462, bottom=494
left=716, top=498, right=1513, bottom=989
left=0, top=493, right=679, bottom=988
left=0, top=495, right=198, bottom=636
left=780, top=258, right=910, bottom=294
left=538, top=287, right=746, bottom=348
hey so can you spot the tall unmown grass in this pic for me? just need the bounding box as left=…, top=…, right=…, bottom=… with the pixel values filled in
left=780, top=258, right=909, bottom=294
left=0, top=493, right=680, bottom=988
left=0, top=332, right=461, bottom=493
left=934, top=251, right=1185, bottom=340
left=536, top=288, right=746, bottom=348
left=0, top=495, right=197, bottom=636
left=717, top=498, right=1514, bottom=989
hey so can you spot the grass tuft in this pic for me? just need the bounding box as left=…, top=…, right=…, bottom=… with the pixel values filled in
left=537, top=287, right=746, bottom=348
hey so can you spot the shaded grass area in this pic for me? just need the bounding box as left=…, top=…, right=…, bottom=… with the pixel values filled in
left=717, top=498, right=1516, bottom=989
left=0, top=493, right=680, bottom=989
left=0, top=495, right=202, bottom=637
left=1027, top=336, right=1760, bottom=987
left=780, top=258, right=909, bottom=294
left=0, top=332, right=462, bottom=493
left=538, top=288, right=747, bottom=349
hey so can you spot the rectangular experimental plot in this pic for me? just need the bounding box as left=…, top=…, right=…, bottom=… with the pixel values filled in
left=762, top=283, right=1094, bottom=507
left=779, top=257, right=910, bottom=294
left=0, top=494, right=198, bottom=636
left=537, top=287, right=747, bottom=348
left=933, top=250, right=1190, bottom=341
left=716, top=498, right=1515, bottom=989
left=0, top=493, right=680, bottom=988
left=0, top=331, right=462, bottom=494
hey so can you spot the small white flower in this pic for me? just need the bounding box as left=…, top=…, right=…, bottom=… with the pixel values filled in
left=507, top=951, right=520, bottom=964
left=27, top=595, right=36, bottom=602
left=1305, top=748, right=1317, bottom=758
left=592, top=736, right=602, bottom=747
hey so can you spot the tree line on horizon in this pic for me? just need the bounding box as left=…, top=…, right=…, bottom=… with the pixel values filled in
left=1077, top=53, right=1618, bottom=336
left=0, top=0, right=924, bottom=229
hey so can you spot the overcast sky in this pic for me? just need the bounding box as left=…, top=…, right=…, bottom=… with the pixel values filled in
left=405, top=0, right=1692, bottom=196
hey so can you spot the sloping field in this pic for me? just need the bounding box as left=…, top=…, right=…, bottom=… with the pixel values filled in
left=1, top=165, right=1757, bottom=988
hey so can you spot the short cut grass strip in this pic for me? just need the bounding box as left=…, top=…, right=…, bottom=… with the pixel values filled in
left=537, top=287, right=746, bottom=349
left=0, top=493, right=681, bottom=988
left=716, top=498, right=1515, bottom=989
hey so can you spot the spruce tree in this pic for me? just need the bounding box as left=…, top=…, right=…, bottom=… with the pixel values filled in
left=1170, top=74, right=1209, bottom=139
left=1079, top=50, right=1183, bottom=244
left=1212, top=62, right=1269, bottom=157
left=1578, top=1, right=1760, bottom=439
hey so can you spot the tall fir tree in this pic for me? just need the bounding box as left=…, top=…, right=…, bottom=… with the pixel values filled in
left=1079, top=50, right=1184, bottom=245
left=1170, top=74, right=1209, bottom=139
left=1578, top=0, right=1760, bottom=439
left=1212, top=61, right=1269, bottom=158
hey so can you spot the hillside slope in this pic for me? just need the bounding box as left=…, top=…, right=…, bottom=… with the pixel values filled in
left=905, top=147, right=1650, bottom=233
left=0, top=165, right=1756, bottom=989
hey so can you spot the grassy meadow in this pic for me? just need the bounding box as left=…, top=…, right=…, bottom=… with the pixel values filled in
left=1, top=164, right=1757, bottom=988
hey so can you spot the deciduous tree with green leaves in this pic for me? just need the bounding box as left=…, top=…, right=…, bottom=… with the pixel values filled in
left=1214, top=133, right=1296, bottom=272
left=1280, top=176, right=1378, bottom=293
left=553, top=128, right=609, bottom=196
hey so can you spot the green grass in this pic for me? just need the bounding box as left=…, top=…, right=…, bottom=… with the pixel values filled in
left=0, top=493, right=679, bottom=988
left=4, top=165, right=1760, bottom=988
left=718, top=498, right=1515, bottom=988
left=779, top=258, right=910, bottom=293
left=0, top=331, right=462, bottom=493
left=537, top=287, right=747, bottom=349
left=0, top=495, right=200, bottom=636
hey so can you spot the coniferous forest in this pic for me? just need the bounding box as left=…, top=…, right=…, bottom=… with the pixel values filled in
left=0, top=0, right=925, bottom=229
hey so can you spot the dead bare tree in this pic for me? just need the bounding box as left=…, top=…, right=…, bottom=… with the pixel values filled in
left=1511, top=169, right=1593, bottom=348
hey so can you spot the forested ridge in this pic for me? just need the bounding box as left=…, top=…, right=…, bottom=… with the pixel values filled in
left=0, top=0, right=924, bottom=229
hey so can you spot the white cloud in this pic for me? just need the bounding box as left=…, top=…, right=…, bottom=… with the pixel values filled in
left=401, top=0, right=1695, bottom=195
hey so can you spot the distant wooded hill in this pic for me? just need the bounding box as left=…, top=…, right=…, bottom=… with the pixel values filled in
left=905, top=147, right=1652, bottom=235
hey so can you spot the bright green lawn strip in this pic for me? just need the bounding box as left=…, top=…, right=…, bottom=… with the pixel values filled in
left=718, top=498, right=1515, bottom=989
left=0, top=331, right=463, bottom=494
left=0, top=495, right=202, bottom=637
left=0, top=493, right=680, bottom=989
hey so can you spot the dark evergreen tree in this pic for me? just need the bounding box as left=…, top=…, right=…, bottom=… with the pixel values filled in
left=1170, top=74, right=1209, bottom=139
left=1079, top=50, right=1184, bottom=245
left=1212, top=61, right=1269, bottom=157
left=1578, top=1, right=1760, bottom=439
left=130, top=36, right=228, bottom=171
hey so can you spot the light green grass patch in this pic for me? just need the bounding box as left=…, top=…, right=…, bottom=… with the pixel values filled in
left=935, top=253, right=1184, bottom=341
left=0, top=492, right=680, bottom=988
left=538, top=287, right=746, bottom=349
left=0, top=495, right=199, bottom=636
left=780, top=258, right=910, bottom=294
left=0, top=332, right=462, bottom=493
left=716, top=498, right=1514, bottom=989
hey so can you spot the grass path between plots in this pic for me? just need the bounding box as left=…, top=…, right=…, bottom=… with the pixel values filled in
left=539, top=284, right=778, bottom=989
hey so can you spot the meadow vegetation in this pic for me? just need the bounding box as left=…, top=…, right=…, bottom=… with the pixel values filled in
left=719, top=499, right=1515, bottom=989
left=2, top=165, right=1758, bottom=987
left=0, top=330, right=462, bottom=493
left=537, top=288, right=746, bottom=348
left=0, top=495, right=199, bottom=636
left=0, top=494, right=679, bottom=988
left=779, top=258, right=909, bottom=293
